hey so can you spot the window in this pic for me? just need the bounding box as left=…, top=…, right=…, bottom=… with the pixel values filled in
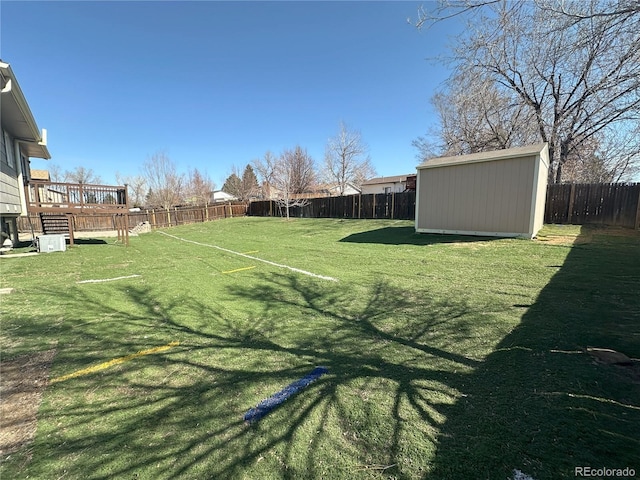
left=384, top=186, right=391, bottom=194
left=0, top=129, right=6, bottom=166
left=4, top=131, right=15, bottom=168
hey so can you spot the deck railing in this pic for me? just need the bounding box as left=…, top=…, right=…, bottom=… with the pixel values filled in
left=27, top=181, right=129, bottom=214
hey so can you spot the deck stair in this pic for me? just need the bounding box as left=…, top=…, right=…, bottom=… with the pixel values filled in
left=39, top=213, right=75, bottom=245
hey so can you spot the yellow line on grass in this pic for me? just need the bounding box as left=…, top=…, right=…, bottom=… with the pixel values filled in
left=50, top=341, right=180, bottom=384
left=222, top=266, right=256, bottom=274
left=242, top=250, right=259, bottom=254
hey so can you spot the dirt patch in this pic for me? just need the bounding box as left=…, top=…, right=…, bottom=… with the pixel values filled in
left=0, top=349, right=56, bottom=460
left=538, top=225, right=640, bottom=246
left=536, top=232, right=593, bottom=246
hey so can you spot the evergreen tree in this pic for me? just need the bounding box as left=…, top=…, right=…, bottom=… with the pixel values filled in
left=221, top=173, right=242, bottom=198
left=241, top=165, right=259, bottom=200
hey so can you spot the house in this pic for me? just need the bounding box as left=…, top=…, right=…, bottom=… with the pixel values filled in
left=319, top=182, right=361, bottom=196
left=1, top=60, right=51, bottom=246
left=297, top=182, right=361, bottom=198
left=213, top=190, right=237, bottom=203
left=2, top=61, right=130, bottom=247
left=259, top=182, right=361, bottom=201
left=415, top=143, right=549, bottom=239
left=360, top=174, right=416, bottom=195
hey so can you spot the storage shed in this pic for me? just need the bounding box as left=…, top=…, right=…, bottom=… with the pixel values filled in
left=415, top=143, right=549, bottom=239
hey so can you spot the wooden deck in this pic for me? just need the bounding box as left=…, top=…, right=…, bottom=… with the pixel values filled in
left=27, top=182, right=129, bottom=214
left=26, top=182, right=130, bottom=245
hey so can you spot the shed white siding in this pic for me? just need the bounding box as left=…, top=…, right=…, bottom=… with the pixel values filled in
left=415, top=144, right=549, bottom=238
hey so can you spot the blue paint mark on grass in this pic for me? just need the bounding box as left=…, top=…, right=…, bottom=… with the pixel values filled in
left=244, top=366, right=329, bottom=423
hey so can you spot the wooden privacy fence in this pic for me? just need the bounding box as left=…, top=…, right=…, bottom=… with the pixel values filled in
left=545, top=183, right=640, bottom=229
left=249, top=184, right=640, bottom=228
left=19, top=203, right=248, bottom=233
left=248, top=192, right=416, bottom=220
left=129, top=204, right=246, bottom=228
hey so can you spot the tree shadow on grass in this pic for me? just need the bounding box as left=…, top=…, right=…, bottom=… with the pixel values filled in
left=427, top=227, right=640, bottom=479
left=7, top=227, right=638, bottom=479
left=339, top=226, right=498, bottom=245
left=4, top=274, right=492, bottom=479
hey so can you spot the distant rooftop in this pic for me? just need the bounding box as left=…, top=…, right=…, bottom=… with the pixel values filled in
left=361, top=174, right=415, bottom=186
left=30, top=169, right=50, bottom=181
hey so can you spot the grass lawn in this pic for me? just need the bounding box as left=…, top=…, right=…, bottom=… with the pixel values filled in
left=1, top=218, right=639, bottom=479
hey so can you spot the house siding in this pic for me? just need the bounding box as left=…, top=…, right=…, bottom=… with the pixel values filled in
left=361, top=182, right=406, bottom=195
left=1, top=170, right=22, bottom=215
left=0, top=128, right=22, bottom=216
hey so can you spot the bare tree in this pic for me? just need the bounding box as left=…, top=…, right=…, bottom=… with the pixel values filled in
left=285, top=145, right=316, bottom=194
left=535, top=0, right=640, bottom=20
left=48, top=164, right=63, bottom=182
left=323, top=122, right=376, bottom=194
left=185, top=168, right=215, bottom=206
left=252, top=151, right=278, bottom=199
left=141, top=151, right=184, bottom=209
left=253, top=149, right=311, bottom=219
left=63, top=166, right=102, bottom=184
left=115, top=172, right=147, bottom=207
left=414, top=0, right=640, bottom=182
left=415, top=72, right=539, bottom=159
left=562, top=125, right=639, bottom=182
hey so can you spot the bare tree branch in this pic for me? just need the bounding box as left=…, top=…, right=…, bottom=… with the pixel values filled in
left=142, top=151, right=184, bottom=209
left=323, top=121, right=376, bottom=195
left=415, top=0, right=640, bottom=182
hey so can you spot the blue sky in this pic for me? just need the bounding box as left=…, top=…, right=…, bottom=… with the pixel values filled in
left=1, top=1, right=462, bottom=188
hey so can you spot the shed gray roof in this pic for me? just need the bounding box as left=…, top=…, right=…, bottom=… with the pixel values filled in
left=417, top=143, right=548, bottom=170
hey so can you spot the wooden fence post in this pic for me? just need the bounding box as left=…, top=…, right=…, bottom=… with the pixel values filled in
left=373, top=194, right=377, bottom=219
left=391, top=192, right=395, bottom=220
left=567, top=183, right=576, bottom=223
left=635, top=186, right=640, bottom=230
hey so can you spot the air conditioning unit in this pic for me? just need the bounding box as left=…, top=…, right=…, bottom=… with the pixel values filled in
left=37, top=234, right=67, bottom=253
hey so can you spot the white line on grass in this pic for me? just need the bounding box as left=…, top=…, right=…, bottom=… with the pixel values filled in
left=158, top=231, right=338, bottom=282
left=77, top=275, right=141, bottom=284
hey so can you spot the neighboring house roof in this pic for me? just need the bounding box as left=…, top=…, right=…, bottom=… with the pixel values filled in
left=0, top=60, right=50, bottom=159
left=418, top=143, right=549, bottom=169
left=361, top=174, right=415, bottom=186
left=30, top=169, right=50, bottom=181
